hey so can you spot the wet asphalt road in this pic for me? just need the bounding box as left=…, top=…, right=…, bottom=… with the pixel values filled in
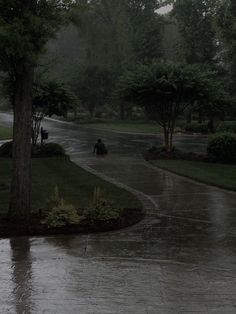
left=0, top=112, right=236, bottom=314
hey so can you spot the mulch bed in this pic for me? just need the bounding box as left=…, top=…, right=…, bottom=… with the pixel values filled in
left=0, top=208, right=145, bottom=238
left=144, top=146, right=206, bottom=162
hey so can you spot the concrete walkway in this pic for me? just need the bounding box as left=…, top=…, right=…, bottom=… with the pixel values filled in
left=0, top=113, right=236, bottom=314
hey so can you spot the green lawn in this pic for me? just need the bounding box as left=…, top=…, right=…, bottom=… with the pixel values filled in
left=0, top=126, right=12, bottom=140
left=151, top=159, right=236, bottom=191
left=0, top=157, right=142, bottom=214
left=82, top=121, right=162, bottom=134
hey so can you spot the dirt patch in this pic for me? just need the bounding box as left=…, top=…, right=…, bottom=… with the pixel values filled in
left=0, top=208, right=145, bottom=238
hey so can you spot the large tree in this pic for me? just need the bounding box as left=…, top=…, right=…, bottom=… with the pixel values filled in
left=118, top=62, right=225, bottom=151
left=171, top=0, right=220, bottom=65
left=217, top=0, right=236, bottom=90
left=70, top=0, right=169, bottom=119
left=0, top=0, right=74, bottom=223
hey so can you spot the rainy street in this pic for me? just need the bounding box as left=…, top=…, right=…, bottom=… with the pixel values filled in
left=0, top=113, right=236, bottom=313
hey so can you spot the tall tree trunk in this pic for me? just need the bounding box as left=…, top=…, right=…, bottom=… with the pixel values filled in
left=163, top=127, right=169, bottom=151
left=186, top=112, right=192, bottom=124
left=120, top=103, right=125, bottom=120
left=8, top=63, right=34, bottom=224
left=208, top=118, right=215, bottom=133
left=198, top=110, right=203, bottom=124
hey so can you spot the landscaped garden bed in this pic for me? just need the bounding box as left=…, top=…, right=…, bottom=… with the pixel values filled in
left=0, top=147, right=144, bottom=238
left=0, top=207, right=144, bottom=238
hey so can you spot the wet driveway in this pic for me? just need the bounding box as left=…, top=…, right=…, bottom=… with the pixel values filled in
left=0, top=113, right=236, bottom=313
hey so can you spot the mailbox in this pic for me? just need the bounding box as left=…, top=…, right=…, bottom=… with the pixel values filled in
left=42, top=130, right=48, bottom=140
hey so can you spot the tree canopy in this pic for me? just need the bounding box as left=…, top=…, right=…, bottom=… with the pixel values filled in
left=118, top=61, right=227, bottom=151
left=0, top=0, right=75, bottom=222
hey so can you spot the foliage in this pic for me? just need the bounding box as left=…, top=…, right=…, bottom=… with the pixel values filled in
left=83, top=187, right=122, bottom=221
left=207, top=133, right=236, bottom=163
left=185, top=122, right=209, bottom=134
left=171, top=0, right=219, bottom=64
left=144, top=145, right=205, bottom=161
left=72, top=65, right=115, bottom=117
left=0, top=0, right=75, bottom=221
left=0, top=0, right=74, bottom=72
left=33, top=80, right=76, bottom=118
left=42, top=186, right=81, bottom=227
left=118, top=61, right=220, bottom=151
left=0, top=142, right=65, bottom=158
left=31, top=143, right=66, bottom=157
left=0, top=141, right=12, bottom=157
left=217, top=121, right=236, bottom=133
left=217, top=0, right=236, bottom=89
left=66, top=0, right=168, bottom=118
left=32, top=79, right=77, bottom=144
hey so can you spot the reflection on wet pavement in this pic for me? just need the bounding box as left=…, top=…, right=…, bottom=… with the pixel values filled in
left=0, top=113, right=236, bottom=313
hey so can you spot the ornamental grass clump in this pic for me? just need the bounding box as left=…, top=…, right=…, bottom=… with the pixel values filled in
left=42, top=186, right=81, bottom=227
left=84, top=187, right=122, bottom=221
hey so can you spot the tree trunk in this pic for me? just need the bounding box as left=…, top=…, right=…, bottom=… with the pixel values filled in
left=208, top=118, right=215, bottom=133
left=163, top=127, right=169, bottom=151
left=120, top=103, right=125, bottom=120
left=8, top=63, right=34, bottom=224
left=198, top=110, right=203, bottom=124
left=163, top=126, right=174, bottom=153
left=186, top=112, right=192, bottom=124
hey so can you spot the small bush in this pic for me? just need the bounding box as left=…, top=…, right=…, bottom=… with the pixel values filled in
left=83, top=187, right=122, bottom=221
left=207, top=133, right=236, bottom=163
left=217, top=122, right=236, bottom=134
left=174, top=126, right=182, bottom=133
left=32, top=143, right=65, bottom=157
left=0, top=141, right=65, bottom=158
left=0, top=141, right=12, bottom=157
left=185, top=122, right=208, bottom=134
left=42, top=186, right=81, bottom=227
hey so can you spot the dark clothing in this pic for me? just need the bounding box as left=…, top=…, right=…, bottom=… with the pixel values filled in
left=94, top=142, right=107, bottom=155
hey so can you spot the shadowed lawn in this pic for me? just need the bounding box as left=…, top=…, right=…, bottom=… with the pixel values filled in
left=151, top=160, right=236, bottom=191
left=82, top=121, right=162, bottom=134
left=0, top=126, right=12, bottom=140
left=0, top=157, right=142, bottom=214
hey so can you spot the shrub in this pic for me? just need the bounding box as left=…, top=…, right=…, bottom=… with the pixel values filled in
left=207, top=133, right=236, bottom=163
left=42, top=186, right=81, bottom=227
left=0, top=141, right=12, bottom=157
left=217, top=122, right=236, bottom=134
left=0, top=141, right=65, bottom=158
left=83, top=187, right=122, bottom=221
left=185, top=122, right=208, bottom=134
left=32, top=143, right=65, bottom=157
left=174, top=126, right=182, bottom=133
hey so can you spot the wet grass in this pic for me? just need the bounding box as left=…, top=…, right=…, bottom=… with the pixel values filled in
left=151, top=160, right=236, bottom=191
left=0, top=157, right=142, bottom=214
left=0, top=126, right=12, bottom=140
left=81, top=121, right=163, bottom=134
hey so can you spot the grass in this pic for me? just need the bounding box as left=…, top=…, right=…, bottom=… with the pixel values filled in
left=151, top=159, right=236, bottom=191
left=81, top=121, right=163, bottom=134
left=0, top=126, right=12, bottom=140
left=0, top=157, right=142, bottom=214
